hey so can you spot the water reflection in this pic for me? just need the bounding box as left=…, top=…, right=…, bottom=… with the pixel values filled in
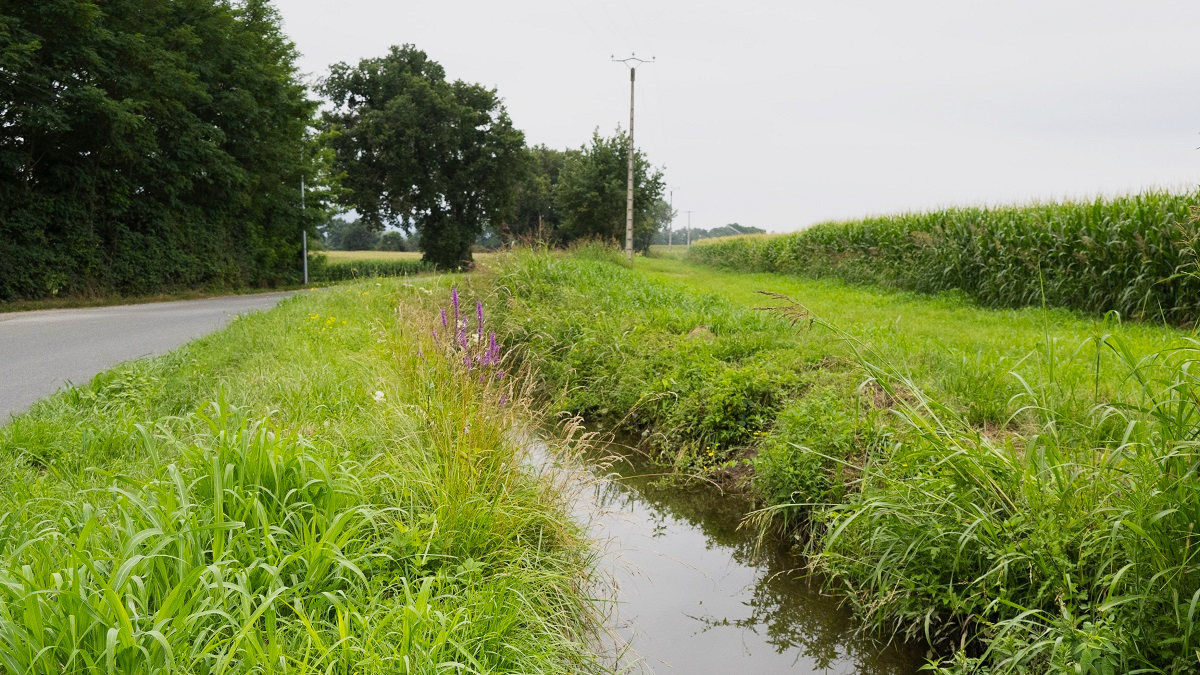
left=547, top=445, right=924, bottom=674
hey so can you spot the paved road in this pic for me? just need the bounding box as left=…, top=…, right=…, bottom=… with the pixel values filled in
left=0, top=292, right=292, bottom=421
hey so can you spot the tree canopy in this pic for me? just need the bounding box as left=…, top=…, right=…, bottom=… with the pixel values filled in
left=554, top=130, right=665, bottom=252
left=319, top=45, right=525, bottom=268
left=0, top=0, right=318, bottom=300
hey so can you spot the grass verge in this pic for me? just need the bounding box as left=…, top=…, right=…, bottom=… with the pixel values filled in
left=485, top=247, right=1199, bottom=672
left=0, top=277, right=601, bottom=673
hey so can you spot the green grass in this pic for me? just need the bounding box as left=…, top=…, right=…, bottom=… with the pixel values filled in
left=484, top=247, right=1200, bottom=672
left=0, top=278, right=601, bottom=673
left=689, top=190, right=1200, bottom=324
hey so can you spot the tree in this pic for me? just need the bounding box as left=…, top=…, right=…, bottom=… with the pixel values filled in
left=501, top=145, right=576, bottom=244
left=555, top=130, right=665, bottom=253
left=0, top=0, right=317, bottom=300
left=649, top=198, right=676, bottom=244
left=375, top=231, right=413, bottom=251
left=319, top=45, right=525, bottom=268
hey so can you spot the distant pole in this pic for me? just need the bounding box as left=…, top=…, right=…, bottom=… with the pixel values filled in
left=687, top=210, right=693, bottom=247
left=301, top=175, right=308, bottom=285
left=668, top=189, right=674, bottom=246
left=613, top=54, right=654, bottom=262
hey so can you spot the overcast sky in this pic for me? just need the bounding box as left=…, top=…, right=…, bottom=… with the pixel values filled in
left=275, top=0, right=1200, bottom=232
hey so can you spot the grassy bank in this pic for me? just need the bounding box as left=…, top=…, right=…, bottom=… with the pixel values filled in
left=689, top=190, right=1199, bottom=324
left=486, top=248, right=1199, bottom=672
left=0, top=278, right=600, bottom=672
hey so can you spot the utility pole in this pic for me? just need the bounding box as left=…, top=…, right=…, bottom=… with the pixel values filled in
left=668, top=189, right=674, bottom=246
left=613, top=54, right=653, bottom=262
left=687, top=210, right=693, bottom=247
left=301, top=174, right=308, bottom=285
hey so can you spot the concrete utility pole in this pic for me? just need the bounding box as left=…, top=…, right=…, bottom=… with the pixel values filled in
left=687, top=210, right=693, bottom=247
left=612, top=54, right=653, bottom=262
left=668, top=189, right=674, bottom=246
left=301, top=175, right=308, bottom=285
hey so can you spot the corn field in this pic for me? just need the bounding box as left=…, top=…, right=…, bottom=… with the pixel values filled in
left=689, top=191, right=1200, bottom=324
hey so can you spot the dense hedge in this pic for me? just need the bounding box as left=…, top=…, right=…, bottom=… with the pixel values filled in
left=311, top=259, right=430, bottom=282
left=0, top=0, right=317, bottom=301
left=689, top=191, right=1200, bottom=324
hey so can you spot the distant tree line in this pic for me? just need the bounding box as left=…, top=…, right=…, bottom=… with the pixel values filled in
left=651, top=223, right=767, bottom=245
left=319, top=218, right=418, bottom=252
left=1, top=0, right=321, bottom=301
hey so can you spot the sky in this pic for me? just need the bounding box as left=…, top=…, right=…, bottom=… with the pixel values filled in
left=274, top=0, right=1200, bottom=233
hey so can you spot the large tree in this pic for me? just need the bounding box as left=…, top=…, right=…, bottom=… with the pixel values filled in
left=0, top=0, right=318, bottom=300
left=555, top=130, right=665, bottom=253
left=319, top=45, right=525, bottom=268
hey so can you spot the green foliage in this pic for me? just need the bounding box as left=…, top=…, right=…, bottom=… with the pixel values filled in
left=689, top=191, right=1200, bottom=324
left=0, top=278, right=601, bottom=672
left=309, top=257, right=429, bottom=282
left=501, top=145, right=576, bottom=243
left=555, top=130, right=665, bottom=252
left=489, top=248, right=809, bottom=477
left=0, top=0, right=319, bottom=301
left=320, top=45, right=525, bottom=268
left=489, top=250, right=1200, bottom=671
left=815, top=335, right=1200, bottom=673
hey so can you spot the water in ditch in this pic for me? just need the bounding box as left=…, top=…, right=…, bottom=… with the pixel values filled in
left=530, top=442, right=925, bottom=674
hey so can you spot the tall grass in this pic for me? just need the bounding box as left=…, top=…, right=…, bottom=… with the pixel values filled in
left=0, top=278, right=601, bottom=673
left=310, top=257, right=430, bottom=282
left=486, top=247, right=1200, bottom=671
left=800, top=326, right=1200, bottom=672
left=689, top=191, right=1200, bottom=324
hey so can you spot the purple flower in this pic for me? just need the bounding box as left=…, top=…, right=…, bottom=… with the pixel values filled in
left=499, top=393, right=508, bottom=406
left=440, top=309, right=447, bottom=328
left=451, top=288, right=460, bottom=326
left=431, top=329, right=439, bottom=343
left=476, top=300, right=484, bottom=339
left=417, top=348, right=425, bottom=360
left=487, top=332, right=498, bottom=363
left=495, top=370, right=505, bottom=380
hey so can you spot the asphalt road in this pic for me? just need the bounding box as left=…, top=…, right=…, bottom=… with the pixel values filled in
left=0, top=292, right=292, bottom=422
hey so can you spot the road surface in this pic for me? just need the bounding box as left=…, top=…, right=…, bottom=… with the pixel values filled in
left=0, top=292, right=292, bottom=421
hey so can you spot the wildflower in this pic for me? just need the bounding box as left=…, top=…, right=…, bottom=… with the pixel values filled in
left=440, top=309, right=448, bottom=328
left=486, top=332, right=499, bottom=365
left=373, top=390, right=386, bottom=402
left=476, top=300, right=484, bottom=339
left=451, top=288, right=460, bottom=325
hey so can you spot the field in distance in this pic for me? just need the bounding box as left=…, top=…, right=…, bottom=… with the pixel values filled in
left=320, top=250, right=423, bottom=262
